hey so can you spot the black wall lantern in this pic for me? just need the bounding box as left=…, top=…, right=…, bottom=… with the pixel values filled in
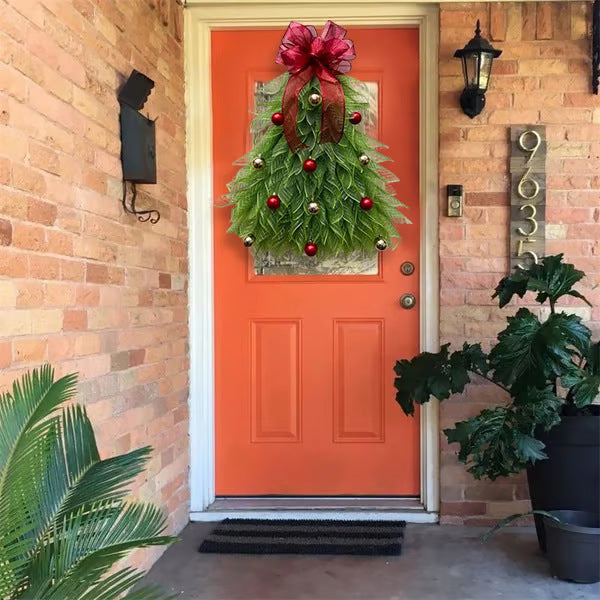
left=454, top=20, right=502, bottom=119
left=118, top=70, right=160, bottom=223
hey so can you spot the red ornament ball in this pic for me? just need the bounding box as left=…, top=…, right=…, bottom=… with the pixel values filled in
left=303, top=158, right=317, bottom=173
left=349, top=111, right=362, bottom=125
left=266, top=194, right=281, bottom=210
left=360, top=197, right=374, bottom=211
left=304, top=241, right=318, bottom=257
left=271, top=112, right=284, bottom=126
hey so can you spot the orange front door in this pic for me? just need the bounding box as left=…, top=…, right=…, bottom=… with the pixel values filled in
left=212, top=27, right=420, bottom=496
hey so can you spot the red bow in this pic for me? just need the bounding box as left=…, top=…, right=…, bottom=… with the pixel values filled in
left=275, top=21, right=356, bottom=152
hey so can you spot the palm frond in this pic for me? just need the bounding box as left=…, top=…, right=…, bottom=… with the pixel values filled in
left=0, top=368, right=176, bottom=600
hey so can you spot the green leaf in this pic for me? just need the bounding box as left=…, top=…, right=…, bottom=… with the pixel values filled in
left=493, top=254, right=589, bottom=308
left=516, top=434, right=547, bottom=462
left=444, top=405, right=549, bottom=480
left=0, top=368, right=175, bottom=600
left=569, top=374, right=600, bottom=407
left=490, top=309, right=590, bottom=391
left=493, top=272, right=529, bottom=308
left=483, top=510, right=560, bottom=541
left=584, top=341, right=600, bottom=376
left=394, top=344, right=488, bottom=416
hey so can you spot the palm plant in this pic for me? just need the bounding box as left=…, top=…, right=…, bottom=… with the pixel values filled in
left=0, top=366, right=177, bottom=599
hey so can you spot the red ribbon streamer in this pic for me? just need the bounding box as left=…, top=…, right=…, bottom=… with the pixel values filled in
left=276, top=21, right=356, bottom=153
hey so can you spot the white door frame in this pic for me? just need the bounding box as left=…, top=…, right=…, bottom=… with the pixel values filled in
left=185, top=1, right=440, bottom=521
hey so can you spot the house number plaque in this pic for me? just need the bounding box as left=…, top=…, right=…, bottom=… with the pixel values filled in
left=509, top=125, right=546, bottom=272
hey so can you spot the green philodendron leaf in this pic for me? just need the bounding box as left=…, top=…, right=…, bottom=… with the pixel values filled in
left=490, top=309, right=591, bottom=391
left=510, top=386, right=562, bottom=430
left=492, top=254, right=590, bottom=308
left=569, top=375, right=600, bottom=407
left=459, top=343, right=491, bottom=376
left=493, top=271, right=529, bottom=308
left=444, top=405, right=549, bottom=480
left=516, top=434, right=547, bottom=463
left=489, top=308, right=543, bottom=387
left=394, top=344, right=489, bottom=416
left=584, top=341, right=600, bottom=376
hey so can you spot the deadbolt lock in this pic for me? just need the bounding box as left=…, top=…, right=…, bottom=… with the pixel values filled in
left=399, top=294, right=416, bottom=309
left=401, top=261, right=415, bottom=276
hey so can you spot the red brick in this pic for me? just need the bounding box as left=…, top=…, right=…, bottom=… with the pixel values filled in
left=13, top=339, right=47, bottom=363
left=440, top=502, right=487, bottom=516
left=552, top=2, right=572, bottom=41
left=29, top=255, right=59, bottom=280
left=28, top=142, right=60, bottom=175
left=47, top=230, right=73, bottom=256
left=536, top=2, right=553, bottom=39
left=43, top=282, right=75, bottom=307
left=60, top=259, right=85, bottom=282
left=0, top=157, right=10, bottom=185
left=521, top=2, right=537, bottom=41
left=27, top=199, right=58, bottom=225
left=12, top=223, right=46, bottom=251
left=86, top=262, right=109, bottom=284
left=16, top=282, right=43, bottom=308
left=63, top=309, right=88, bottom=331
left=11, top=163, right=46, bottom=196
left=129, top=348, right=146, bottom=367
left=0, top=219, right=12, bottom=246
left=0, top=341, right=11, bottom=369
left=0, top=248, right=28, bottom=277
left=158, top=273, right=171, bottom=289
left=489, top=4, right=506, bottom=42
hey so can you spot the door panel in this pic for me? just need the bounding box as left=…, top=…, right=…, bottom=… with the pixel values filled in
left=212, top=27, right=420, bottom=496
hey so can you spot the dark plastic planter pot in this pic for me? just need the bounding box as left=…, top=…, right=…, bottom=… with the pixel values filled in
left=544, top=511, right=600, bottom=584
left=527, top=415, right=600, bottom=552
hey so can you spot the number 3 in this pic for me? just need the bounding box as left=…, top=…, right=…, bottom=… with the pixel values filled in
left=517, top=204, right=538, bottom=236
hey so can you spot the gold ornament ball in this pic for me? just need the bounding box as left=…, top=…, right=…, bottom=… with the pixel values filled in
left=359, top=154, right=370, bottom=166
left=308, top=92, right=322, bottom=107
left=375, top=238, right=388, bottom=251
left=252, top=157, right=265, bottom=170
left=243, top=235, right=255, bottom=247
left=307, top=201, right=320, bottom=215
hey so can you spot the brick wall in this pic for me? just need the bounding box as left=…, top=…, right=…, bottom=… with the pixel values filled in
left=439, top=1, right=599, bottom=524
left=0, top=0, right=188, bottom=568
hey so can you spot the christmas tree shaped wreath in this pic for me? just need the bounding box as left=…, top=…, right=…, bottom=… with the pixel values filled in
left=224, top=21, right=410, bottom=257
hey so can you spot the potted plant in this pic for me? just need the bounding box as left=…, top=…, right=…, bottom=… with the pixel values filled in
left=485, top=509, right=600, bottom=583
left=394, top=254, right=600, bottom=550
left=0, top=365, right=177, bottom=599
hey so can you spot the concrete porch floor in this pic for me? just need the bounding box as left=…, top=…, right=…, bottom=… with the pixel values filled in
left=142, top=522, right=600, bottom=599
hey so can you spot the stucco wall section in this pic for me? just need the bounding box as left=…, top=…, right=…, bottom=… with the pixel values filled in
left=0, top=0, right=188, bottom=567
left=439, top=1, right=599, bottom=524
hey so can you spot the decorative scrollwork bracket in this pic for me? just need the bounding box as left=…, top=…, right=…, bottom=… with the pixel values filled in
left=122, top=181, right=161, bottom=224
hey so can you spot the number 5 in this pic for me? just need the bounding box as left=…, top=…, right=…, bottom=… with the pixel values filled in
left=516, top=238, right=538, bottom=270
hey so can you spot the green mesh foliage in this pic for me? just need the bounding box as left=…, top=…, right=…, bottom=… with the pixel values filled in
left=223, top=74, right=410, bottom=257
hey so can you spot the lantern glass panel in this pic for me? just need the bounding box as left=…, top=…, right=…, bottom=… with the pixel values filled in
left=478, top=53, right=493, bottom=91
left=463, top=53, right=480, bottom=89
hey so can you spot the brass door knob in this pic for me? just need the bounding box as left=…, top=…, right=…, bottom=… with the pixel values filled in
left=399, top=294, right=416, bottom=309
